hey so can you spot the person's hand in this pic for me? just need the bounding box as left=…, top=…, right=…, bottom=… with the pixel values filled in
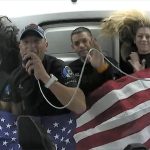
left=19, top=43, right=36, bottom=68
left=87, top=48, right=105, bottom=69
left=23, top=52, right=49, bottom=83
left=88, top=38, right=105, bottom=69
left=128, top=52, right=145, bottom=72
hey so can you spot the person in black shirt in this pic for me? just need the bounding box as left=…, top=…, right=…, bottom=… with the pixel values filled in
left=69, top=27, right=121, bottom=96
left=122, top=25, right=150, bottom=74
left=99, top=10, right=150, bottom=75
left=12, top=24, right=86, bottom=116
left=11, top=24, right=86, bottom=150
left=0, top=16, right=21, bottom=113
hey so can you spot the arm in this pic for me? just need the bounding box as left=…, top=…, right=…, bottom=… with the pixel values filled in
left=23, top=52, right=86, bottom=114
left=43, top=78, right=86, bottom=114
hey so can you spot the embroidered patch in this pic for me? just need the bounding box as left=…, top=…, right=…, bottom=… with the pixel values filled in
left=62, top=66, right=74, bottom=78
left=4, top=84, right=11, bottom=96
left=1, top=84, right=12, bottom=101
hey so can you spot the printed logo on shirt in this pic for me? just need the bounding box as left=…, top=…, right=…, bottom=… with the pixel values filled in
left=75, top=72, right=80, bottom=77
left=1, top=84, right=12, bottom=101
left=4, top=84, right=11, bottom=96
left=61, top=66, right=74, bottom=78
left=18, top=84, right=23, bottom=89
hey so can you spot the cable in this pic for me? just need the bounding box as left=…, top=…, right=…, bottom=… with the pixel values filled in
left=38, top=48, right=150, bottom=110
left=91, top=48, right=150, bottom=81
left=37, top=52, right=88, bottom=109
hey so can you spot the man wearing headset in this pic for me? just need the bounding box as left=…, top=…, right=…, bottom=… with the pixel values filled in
left=69, top=27, right=121, bottom=97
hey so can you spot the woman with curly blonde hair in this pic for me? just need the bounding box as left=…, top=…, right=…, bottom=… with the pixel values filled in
left=100, top=10, right=150, bottom=74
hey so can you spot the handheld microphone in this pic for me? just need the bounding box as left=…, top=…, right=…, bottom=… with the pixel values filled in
left=23, top=57, right=31, bottom=66
left=23, top=57, right=34, bottom=74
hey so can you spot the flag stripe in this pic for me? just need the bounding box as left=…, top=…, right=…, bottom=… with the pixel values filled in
left=76, top=88, right=150, bottom=132
left=76, top=113, right=150, bottom=149
left=88, top=75, right=150, bottom=102
left=77, top=79, right=150, bottom=127
left=145, top=138, right=150, bottom=148
left=91, top=124, right=150, bottom=150
left=74, top=100, right=150, bottom=143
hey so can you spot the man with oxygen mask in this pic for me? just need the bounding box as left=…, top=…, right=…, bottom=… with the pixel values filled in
left=11, top=24, right=86, bottom=150
left=69, top=27, right=121, bottom=98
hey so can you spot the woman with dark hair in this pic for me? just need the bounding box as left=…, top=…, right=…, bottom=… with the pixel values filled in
left=0, top=16, right=20, bottom=73
left=0, top=16, right=21, bottom=114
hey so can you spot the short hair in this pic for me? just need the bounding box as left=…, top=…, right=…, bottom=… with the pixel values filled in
left=71, top=27, right=93, bottom=42
left=0, top=16, right=20, bottom=73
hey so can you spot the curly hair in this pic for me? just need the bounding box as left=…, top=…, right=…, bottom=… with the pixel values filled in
left=100, top=10, right=150, bottom=60
left=100, top=10, right=150, bottom=41
left=0, top=16, right=20, bottom=73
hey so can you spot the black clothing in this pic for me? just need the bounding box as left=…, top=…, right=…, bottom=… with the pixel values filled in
left=121, top=53, right=150, bottom=74
left=0, top=71, right=12, bottom=102
left=139, top=53, right=150, bottom=68
left=0, top=48, right=20, bottom=102
left=123, top=143, right=148, bottom=150
left=11, top=55, right=77, bottom=116
left=69, top=57, right=121, bottom=96
left=18, top=116, right=56, bottom=150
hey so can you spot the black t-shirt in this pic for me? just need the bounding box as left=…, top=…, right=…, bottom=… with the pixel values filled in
left=11, top=55, right=77, bottom=116
left=69, top=57, right=121, bottom=96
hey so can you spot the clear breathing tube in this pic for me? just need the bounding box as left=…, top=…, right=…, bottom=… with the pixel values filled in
left=37, top=48, right=150, bottom=109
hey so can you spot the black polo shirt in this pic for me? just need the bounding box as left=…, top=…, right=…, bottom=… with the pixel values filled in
left=11, top=55, right=77, bottom=116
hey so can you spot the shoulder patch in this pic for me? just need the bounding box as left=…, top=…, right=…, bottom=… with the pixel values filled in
left=4, top=84, right=11, bottom=96
left=61, top=66, right=74, bottom=78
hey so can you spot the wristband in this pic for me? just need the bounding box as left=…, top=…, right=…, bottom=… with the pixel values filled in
left=45, top=74, right=58, bottom=88
left=96, top=63, right=109, bottom=73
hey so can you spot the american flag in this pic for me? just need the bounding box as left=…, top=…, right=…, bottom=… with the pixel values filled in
left=41, top=113, right=76, bottom=150
left=74, top=69, right=150, bottom=150
left=0, top=111, right=21, bottom=150
left=0, top=111, right=76, bottom=150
